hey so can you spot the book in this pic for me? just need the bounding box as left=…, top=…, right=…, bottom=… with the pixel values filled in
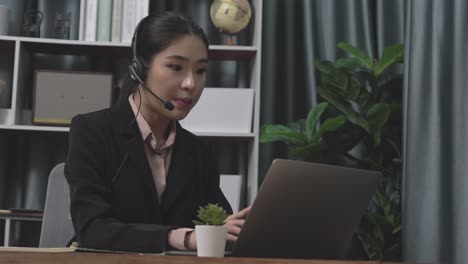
left=84, top=0, right=98, bottom=41
left=121, top=0, right=137, bottom=43
left=78, top=0, right=86, bottom=40
left=97, top=0, right=112, bottom=42
left=111, top=0, right=123, bottom=42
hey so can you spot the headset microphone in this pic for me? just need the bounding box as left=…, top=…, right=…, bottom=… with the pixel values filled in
left=128, top=15, right=174, bottom=111
left=144, top=85, right=175, bottom=111
left=128, top=65, right=175, bottom=111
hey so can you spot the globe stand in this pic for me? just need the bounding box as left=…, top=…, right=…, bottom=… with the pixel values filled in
left=226, top=36, right=235, bottom=46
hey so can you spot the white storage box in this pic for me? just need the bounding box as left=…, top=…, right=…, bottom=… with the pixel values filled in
left=220, top=174, right=242, bottom=213
left=180, top=88, right=254, bottom=133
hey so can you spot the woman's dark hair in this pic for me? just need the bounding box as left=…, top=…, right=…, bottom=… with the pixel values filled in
left=119, top=11, right=209, bottom=101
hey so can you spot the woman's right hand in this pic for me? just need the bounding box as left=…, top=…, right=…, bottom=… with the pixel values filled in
left=185, top=206, right=251, bottom=250
left=223, top=207, right=251, bottom=243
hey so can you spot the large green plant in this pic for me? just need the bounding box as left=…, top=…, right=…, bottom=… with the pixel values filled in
left=260, top=42, right=404, bottom=261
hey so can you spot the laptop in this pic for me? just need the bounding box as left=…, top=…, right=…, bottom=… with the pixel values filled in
left=167, top=159, right=381, bottom=259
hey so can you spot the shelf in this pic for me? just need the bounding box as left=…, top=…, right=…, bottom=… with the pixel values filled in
left=0, top=38, right=15, bottom=50
left=208, top=45, right=257, bottom=60
left=0, top=125, right=69, bottom=132
left=0, top=36, right=257, bottom=60
left=21, top=40, right=131, bottom=57
left=0, top=125, right=255, bottom=138
left=0, top=35, right=130, bottom=47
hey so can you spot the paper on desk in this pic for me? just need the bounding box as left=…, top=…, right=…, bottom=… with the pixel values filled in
left=0, top=246, right=165, bottom=255
left=0, top=247, right=76, bottom=253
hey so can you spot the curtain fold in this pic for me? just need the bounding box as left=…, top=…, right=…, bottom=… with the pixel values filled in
left=402, top=0, right=468, bottom=263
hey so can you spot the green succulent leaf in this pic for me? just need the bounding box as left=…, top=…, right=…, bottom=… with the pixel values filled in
left=305, top=102, right=328, bottom=141
left=337, top=42, right=373, bottom=69
left=373, top=44, right=404, bottom=77
left=260, top=124, right=307, bottom=145
left=192, top=220, right=205, bottom=226
left=367, top=103, right=391, bottom=146
left=193, top=203, right=229, bottom=226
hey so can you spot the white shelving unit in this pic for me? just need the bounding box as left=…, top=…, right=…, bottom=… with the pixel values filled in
left=0, top=0, right=262, bottom=206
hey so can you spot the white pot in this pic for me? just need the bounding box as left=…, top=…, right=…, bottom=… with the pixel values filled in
left=195, top=225, right=228, bottom=257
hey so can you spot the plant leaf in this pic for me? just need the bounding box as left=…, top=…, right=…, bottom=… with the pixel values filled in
left=335, top=58, right=372, bottom=73
left=315, top=60, right=348, bottom=90
left=357, top=88, right=372, bottom=110
left=385, top=138, right=401, bottom=158
left=291, top=141, right=327, bottom=159
left=305, top=102, right=328, bottom=140
left=310, top=115, right=346, bottom=142
left=337, top=42, right=373, bottom=69
left=260, top=124, right=307, bottom=145
left=317, top=86, right=369, bottom=131
left=373, top=44, right=404, bottom=77
left=194, top=203, right=228, bottom=225
left=347, top=76, right=361, bottom=100
left=192, top=220, right=204, bottom=226
left=314, top=60, right=335, bottom=74
left=367, top=103, right=391, bottom=146
left=288, top=119, right=306, bottom=132
left=320, top=73, right=361, bottom=101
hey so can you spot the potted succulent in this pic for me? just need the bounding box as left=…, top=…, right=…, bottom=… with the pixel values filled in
left=193, top=203, right=229, bottom=257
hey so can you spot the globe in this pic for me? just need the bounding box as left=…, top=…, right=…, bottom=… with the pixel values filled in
left=210, top=0, right=252, bottom=35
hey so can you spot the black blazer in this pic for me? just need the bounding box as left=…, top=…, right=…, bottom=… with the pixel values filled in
left=65, top=98, right=232, bottom=253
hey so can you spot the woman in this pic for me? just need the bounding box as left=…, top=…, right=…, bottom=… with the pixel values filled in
left=65, top=11, right=250, bottom=253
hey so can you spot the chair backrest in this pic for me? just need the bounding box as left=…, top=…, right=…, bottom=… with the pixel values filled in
left=39, top=163, right=75, bottom=247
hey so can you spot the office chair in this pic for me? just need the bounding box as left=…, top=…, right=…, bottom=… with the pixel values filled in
left=39, top=163, right=74, bottom=247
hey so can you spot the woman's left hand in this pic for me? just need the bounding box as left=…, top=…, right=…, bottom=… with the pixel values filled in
left=224, top=206, right=251, bottom=243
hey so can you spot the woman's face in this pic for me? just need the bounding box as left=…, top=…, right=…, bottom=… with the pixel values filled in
left=143, top=35, right=208, bottom=121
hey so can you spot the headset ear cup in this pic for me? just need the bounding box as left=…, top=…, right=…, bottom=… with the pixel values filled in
left=128, top=62, right=138, bottom=82
left=136, top=59, right=146, bottom=81
left=129, top=59, right=145, bottom=84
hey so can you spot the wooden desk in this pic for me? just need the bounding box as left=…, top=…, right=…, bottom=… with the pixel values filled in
left=0, top=250, right=412, bottom=264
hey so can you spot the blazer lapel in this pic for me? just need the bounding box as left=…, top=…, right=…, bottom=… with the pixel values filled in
left=112, top=99, right=161, bottom=208
left=162, top=124, right=194, bottom=213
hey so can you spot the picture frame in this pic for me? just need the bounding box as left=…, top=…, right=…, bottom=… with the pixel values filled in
left=32, top=70, right=113, bottom=126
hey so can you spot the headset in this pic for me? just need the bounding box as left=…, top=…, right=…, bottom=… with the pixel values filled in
left=113, top=15, right=175, bottom=185
left=128, top=15, right=175, bottom=111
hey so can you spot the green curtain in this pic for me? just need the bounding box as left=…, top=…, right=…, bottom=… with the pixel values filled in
left=402, top=0, right=468, bottom=263
left=259, top=0, right=404, bottom=180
